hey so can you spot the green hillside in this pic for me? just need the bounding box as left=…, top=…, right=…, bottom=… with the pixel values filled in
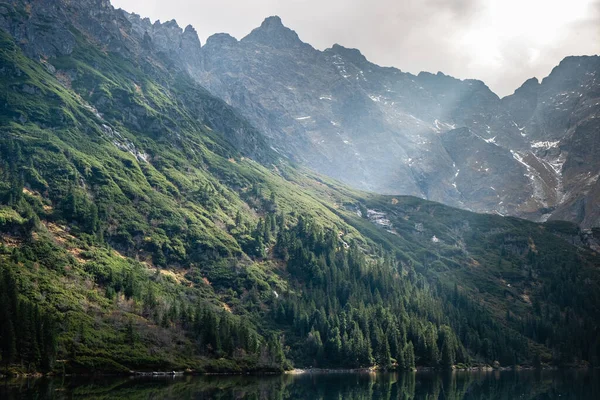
left=0, top=5, right=599, bottom=375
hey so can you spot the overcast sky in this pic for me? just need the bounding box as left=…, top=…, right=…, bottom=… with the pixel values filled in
left=112, top=0, right=600, bottom=97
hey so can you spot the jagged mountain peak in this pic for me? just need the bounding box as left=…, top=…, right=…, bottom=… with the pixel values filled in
left=542, top=55, right=600, bottom=87
left=523, top=76, right=540, bottom=85
left=160, top=19, right=181, bottom=29
left=191, top=13, right=600, bottom=227
left=182, top=24, right=202, bottom=47
left=242, top=15, right=311, bottom=49
left=204, top=32, right=239, bottom=48
left=557, top=54, right=600, bottom=67
left=260, top=15, right=285, bottom=28
left=329, top=43, right=363, bottom=56
left=513, top=77, right=540, bottom=93
left=416, top=70, right=459, bottom=83
left=184, top=24, right=198, bottom=34
left=326, top=43, right=369, bottom=65
left=122, top=12, right=152, bottom=25
left=501, top=77, right=540, bottom=125
left=416, top=70, right=496, bottom=95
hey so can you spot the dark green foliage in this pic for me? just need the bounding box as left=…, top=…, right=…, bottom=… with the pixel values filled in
left=0, top=266, right=57, bottom=372
left=270, top=218, right=468, bottom=369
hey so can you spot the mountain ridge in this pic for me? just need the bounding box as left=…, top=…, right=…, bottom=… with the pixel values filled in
left=189, top=15, right=600, bottom=228
left=2, top=1, right=598, bottom=225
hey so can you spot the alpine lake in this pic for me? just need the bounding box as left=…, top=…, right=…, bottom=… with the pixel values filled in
left=1, top=369, right=598, bottom=399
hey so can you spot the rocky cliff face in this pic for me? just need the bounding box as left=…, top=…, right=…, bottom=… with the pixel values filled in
left=501, top=56, right=600, bottom=227
left=193, top=17, right=600, bottom=227
left=1, top=2, right=598, bottom=227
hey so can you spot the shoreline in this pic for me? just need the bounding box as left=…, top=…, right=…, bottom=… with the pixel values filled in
left=286, top=367, right=376, bottom=375
left=2, top=364, right=592, bottom=379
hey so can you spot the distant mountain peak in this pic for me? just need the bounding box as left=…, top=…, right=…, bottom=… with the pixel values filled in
left=242, top=15, right=310, bottom=49
left=523, top=77, right=540, bottom=85
left=184, top=24, right=197, bottom=34
left=163, top=19, right=180, bottom=28
left=327, top=43, right=368, bottom=65
left=543, top=55, right=600, bottom=87
left=261, top=15, right=284, bottom=28
left=204, top=33, right=238, bottom=48
left=182, top=24, right=202, bottom=50
left=512, top=77, right=540, bottom=95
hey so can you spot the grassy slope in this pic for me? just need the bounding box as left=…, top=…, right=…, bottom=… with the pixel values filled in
left=0, top=27, right=369, bottom=372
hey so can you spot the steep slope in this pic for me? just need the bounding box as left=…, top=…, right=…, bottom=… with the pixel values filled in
left=191, top=16, right=600, bottom=227
left=196, top=18, right=476, bottom=200
left=0, top=0, right=599, bottom=375
left=502, top=57, right=600, bottom=227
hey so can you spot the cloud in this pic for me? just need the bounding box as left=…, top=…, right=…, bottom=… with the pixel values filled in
left=111, top=0, right=600, bottom=96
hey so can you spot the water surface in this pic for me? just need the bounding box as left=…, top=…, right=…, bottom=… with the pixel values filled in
left=2, top=370, right=598, bottom=399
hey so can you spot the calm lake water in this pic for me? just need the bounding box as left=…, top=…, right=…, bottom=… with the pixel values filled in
left=1, top=370, right=598, bottom=399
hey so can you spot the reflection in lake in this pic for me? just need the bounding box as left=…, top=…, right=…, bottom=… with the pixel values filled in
left=1, top=370, right=598, bottom=399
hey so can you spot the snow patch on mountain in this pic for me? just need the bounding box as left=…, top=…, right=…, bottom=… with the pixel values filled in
left=367, top=209, right=392, bottom=228
left=531, top=141, right=559, bottom=149
left=433, top=119, right=456, bottom=133
left=511, top=150, right=548, bottom=207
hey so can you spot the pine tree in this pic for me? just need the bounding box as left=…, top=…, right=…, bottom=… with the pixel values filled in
left=306, top=329, right=324, bottom=365
left=266, top=334, right=286, bottom=370
left=403, top=342, right=415, bottom=370
left=378, top=337, right=392, bottom=370
left=425, top=325, right=439, bottom=366
left=0, top=314, right=17, bottom=366
left=439, top=326, right=456, bottom=368
left=126, top=320, right=136, bottom=345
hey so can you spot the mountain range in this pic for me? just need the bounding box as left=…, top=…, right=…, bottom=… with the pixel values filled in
left=0, top=0, right=599, bottom=375
left=173, top=15, right=600, bottom=228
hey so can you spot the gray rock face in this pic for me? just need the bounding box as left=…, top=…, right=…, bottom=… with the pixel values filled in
left=1, top=3, right=598, bottom=227
left=192, top=18, right=600, bottom=227
left=502, top=56, right=600, bottom=226
left=124, top=13, right=203, bottom=75
left=0, top=1, right=204, bottom=75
